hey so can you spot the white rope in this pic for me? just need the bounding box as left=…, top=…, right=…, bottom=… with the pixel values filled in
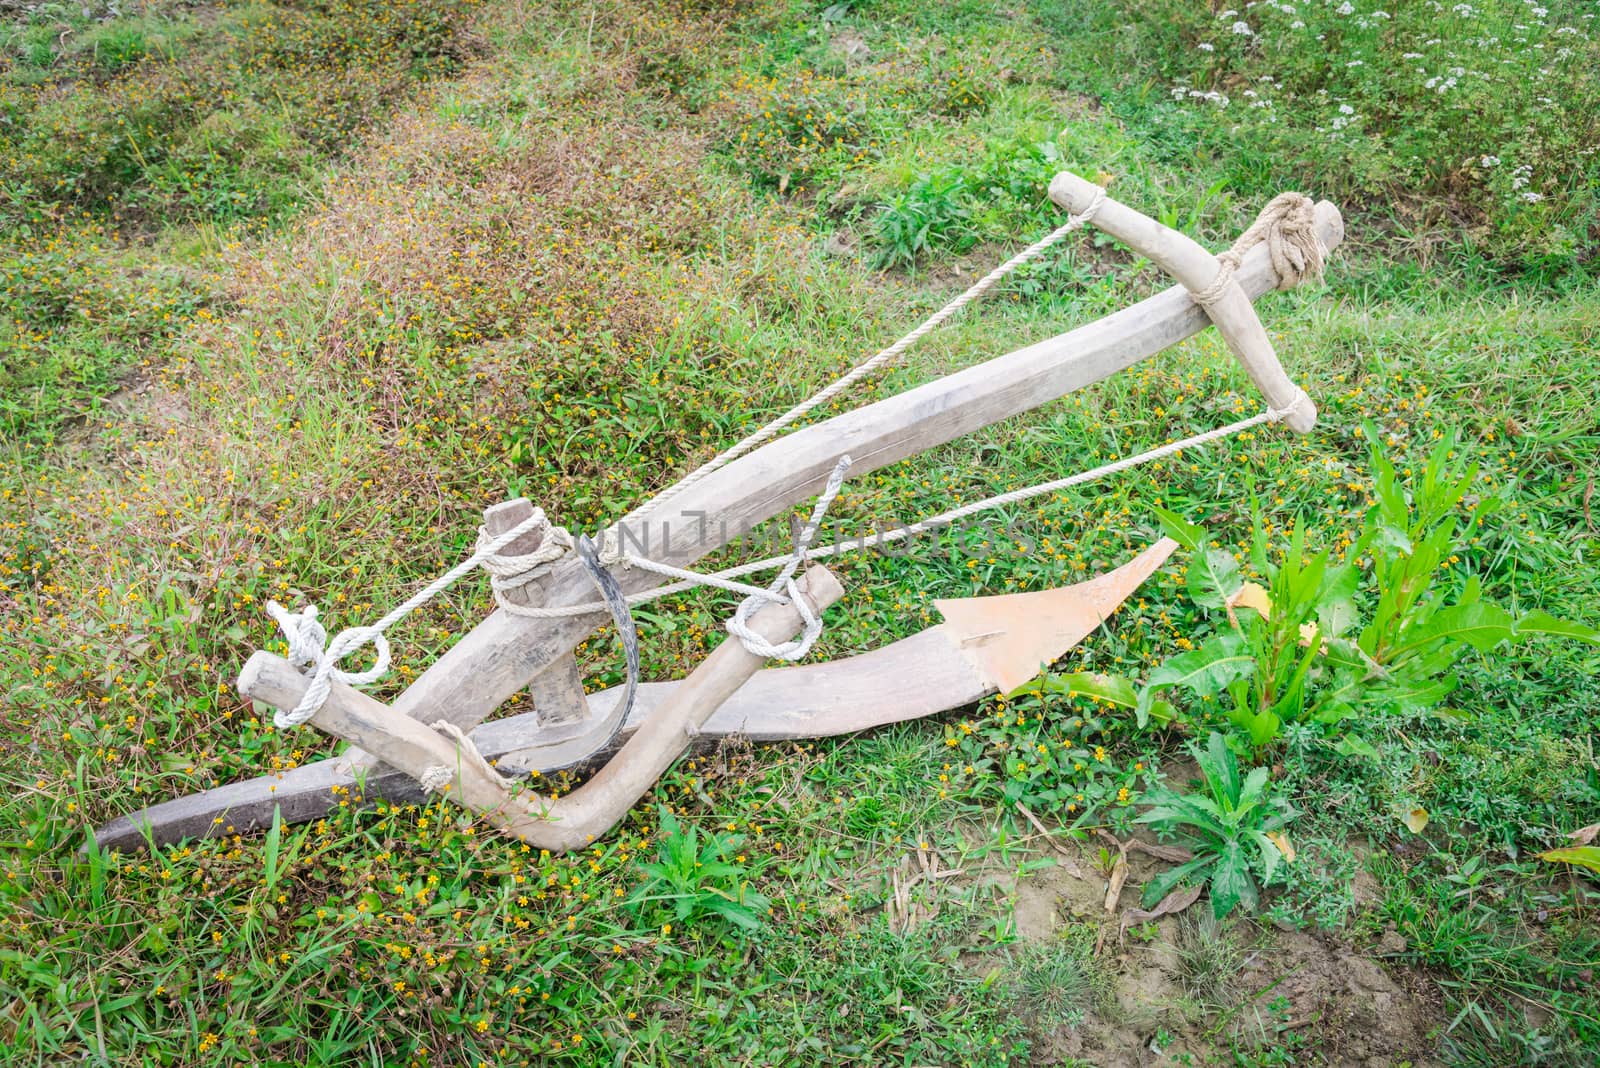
left=488, top=401, right=1294, bottom=622
left=616, top=554, right=784, bottom=604
left=265, top=404, right=1292, bottom=730
left=725, top=455, right=852, bottom=660
left=265, top=196, right=1113, bottom=722
left=418, top=720, right=503, bottom=795
left=659, top=402, right=1296, bottom=590
left=261, top=188, right=1310, bottom=725
left=265, top=509, right=552, bottom=728
left=632, top=187, right=1108, bottom=521
left=476, top=508, right=573, bottom=596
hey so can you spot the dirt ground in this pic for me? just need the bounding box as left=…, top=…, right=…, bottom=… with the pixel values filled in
left=877, top=817, right=1445, bottom=1066
left=1005, top=852, right=1439, bottom=1066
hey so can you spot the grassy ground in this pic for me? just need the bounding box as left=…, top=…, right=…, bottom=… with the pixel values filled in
left=2, top=0, right=1597, bottom=1064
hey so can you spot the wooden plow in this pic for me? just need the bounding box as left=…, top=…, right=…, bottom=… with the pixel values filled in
left=95, top=172, right=1344, bottom=853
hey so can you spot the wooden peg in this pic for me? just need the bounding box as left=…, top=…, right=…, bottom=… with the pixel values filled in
left=482, top=498, right=591, bottom=727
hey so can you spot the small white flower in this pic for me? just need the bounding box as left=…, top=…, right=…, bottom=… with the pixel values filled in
left=1291, top=19, right=1306, bottom=28
left=1338, top=103, right=1355, bottom=114
left=1347, top=59, right=1364, bottom=67
left=1219, top=8, right=1238, bottom=16
left=1231, top=20, right=1252, bottom=34
left=1520, top=191, right=1543, bottom=203
left=1198, top=41, right=1216, bottom=51
left=1480, top=155, right=1500, bottom=167
left=1336, top=1, right=1354, bottom=14
left=1403, top=52, right=1423, bottom=58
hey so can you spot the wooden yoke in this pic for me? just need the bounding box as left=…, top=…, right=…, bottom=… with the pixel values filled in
left=1048, top=172, right=1319, bottom=433
left=239, top=566, right=844, bottom=851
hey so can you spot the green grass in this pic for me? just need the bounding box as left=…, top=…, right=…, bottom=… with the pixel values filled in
left=2, top=0, right=1598, bottom=1063
left=0, top=0, right=485, bottom=442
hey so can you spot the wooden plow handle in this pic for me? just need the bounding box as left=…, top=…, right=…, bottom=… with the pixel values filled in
left=1049, top=172, right=1318, bottom=433
left=237, top=565, right=845, bottom=851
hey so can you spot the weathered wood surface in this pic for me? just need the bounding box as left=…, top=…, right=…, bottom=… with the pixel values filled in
left=1050, top=172, right=1318, bottom=432
left=96, top=544, right=1174, bottom=851
left=481, top=499, right=591, bottom=728
left=360, top=198, right=1342, bottom=758
left=522, top=565, right=846, bottom=849
left=237, top=567, right=844, bottom=850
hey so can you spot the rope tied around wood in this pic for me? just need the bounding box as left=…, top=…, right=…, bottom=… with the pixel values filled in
left=725, top=455, right=852, bottom=661
left=1190, top=192, right=1326, bottom=307
left=419, top=719, right=504, bottom=795
left=263, top=509, right=552, bottom=728
left=475, top=506, right=574, bottom=596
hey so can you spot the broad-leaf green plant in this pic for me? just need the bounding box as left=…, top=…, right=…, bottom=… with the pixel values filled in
left=1136, top=732, right=1296, bottom=920
left=628, top=808, right=770, bottom=932
left=1117, top=429, right=1598, bottom=752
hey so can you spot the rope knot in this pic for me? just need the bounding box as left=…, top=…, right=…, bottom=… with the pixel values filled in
left=265, top=601, right=391, bottom=729
left=725, top=455, right=851, bottom=661
left=1192, top=192, right=1325, bottom=307
left=418, top=720, right=503, bottom=795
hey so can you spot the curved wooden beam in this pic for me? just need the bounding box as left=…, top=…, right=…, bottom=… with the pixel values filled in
left=236, top=567, right=845, bottom=851
left=1050, top=172, right=1319, bottom=432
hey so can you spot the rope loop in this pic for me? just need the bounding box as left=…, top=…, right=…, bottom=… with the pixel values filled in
left=727, top=575, right=822, bottom=660
left=724, top=455, right=852, bottom=661
left=265, top=602, right=392, bottom=729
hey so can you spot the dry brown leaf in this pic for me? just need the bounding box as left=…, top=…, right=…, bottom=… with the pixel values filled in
left=1403, top=807, right=1430, bottom=834
left=1103, top=853, right=1129, bottom=916
left=1569, top=824, right=1599, bottom=846
left=1265, top=830, right=1296, bottom=864
left=1128, top=839, right=1195, bottom=864
left=1230, top=581, right=1273, bottom=620
left=1119, top=884, right=1204, bottom=936
left=1014, top=802, right=1085, bottom=877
